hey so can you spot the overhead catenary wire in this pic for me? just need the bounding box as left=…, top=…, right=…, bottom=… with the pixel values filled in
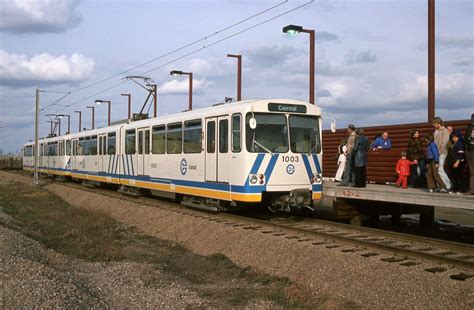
left=43, top=0, right=314, bottom=118
left=63, top=0, right=289, bottom=94
left=39, top=1, right=288, bottom=114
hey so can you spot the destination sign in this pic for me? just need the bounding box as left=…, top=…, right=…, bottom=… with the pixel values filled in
left=268, top=103, right=307, bottom=113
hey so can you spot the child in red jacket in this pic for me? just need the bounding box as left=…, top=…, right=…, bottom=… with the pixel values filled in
left=396, top=152, right=417, bottom=188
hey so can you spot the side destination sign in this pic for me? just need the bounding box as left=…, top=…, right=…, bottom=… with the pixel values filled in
left=268, top=103, right=307, bottom=113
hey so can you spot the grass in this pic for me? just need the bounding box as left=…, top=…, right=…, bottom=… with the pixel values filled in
left=0, top=180, right=321, bottom=308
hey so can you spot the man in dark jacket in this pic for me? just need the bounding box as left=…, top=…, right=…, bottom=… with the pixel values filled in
left=353, top=128, right=369, bottom=188
left=464, top=114, right=474, bottom=194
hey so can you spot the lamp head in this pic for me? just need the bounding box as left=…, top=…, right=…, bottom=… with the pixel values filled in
left=283, top=24, right=303, bottom=37
left=95, top=100, right=102, bottom=105
left=170, top=70, right=183, bottom=77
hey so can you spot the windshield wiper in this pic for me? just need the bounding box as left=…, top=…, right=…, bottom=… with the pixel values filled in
left=252, top=139, right=273, bottom=154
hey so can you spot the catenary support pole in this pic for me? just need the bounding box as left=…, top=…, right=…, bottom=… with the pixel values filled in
left=428, top=0, right=435, bottom=122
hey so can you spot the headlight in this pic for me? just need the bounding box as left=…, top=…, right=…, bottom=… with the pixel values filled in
left=311, top=173, right=322, bottom=184
left=314, top=173, right=322, bottom=183
left=250, top=175, right=258, bottom=184
left=249, top=174, right=265, bottom=185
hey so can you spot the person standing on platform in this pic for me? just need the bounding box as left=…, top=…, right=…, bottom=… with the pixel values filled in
left=335, top=138, right=347, bottom=182
left=463, top=114, right=474, bottom=195
left=370, top=131, right=392, bottom=151
left=395, top=152, right=417, bottom=189
left=450, top=130, right=465, bottom=194
left=353, top=128, right=369, bottom=188
left=338, top=124, right=357, bottom=187
left=425, top=133, right=447, bottom=193
left=407, top=129, right=426, bottom=188
left=432, top=117, right=452, bottom=190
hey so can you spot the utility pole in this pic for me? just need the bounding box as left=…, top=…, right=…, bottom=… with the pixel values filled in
left=227, top=54, right=242, bottom=101
left=34, top=88, right=41, bottom=185
left=152, top=84, right=158, bottom=117
left=428, top=0, right=435, bottom=122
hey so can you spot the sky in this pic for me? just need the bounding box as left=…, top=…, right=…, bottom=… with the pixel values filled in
left=0, top=0, right=473, bottom=153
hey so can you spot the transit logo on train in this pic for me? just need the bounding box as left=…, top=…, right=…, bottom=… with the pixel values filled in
left=180, top=158, right=188, bottom=175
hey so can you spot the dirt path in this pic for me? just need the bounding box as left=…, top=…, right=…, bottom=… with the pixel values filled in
left=2, top=171, right=473, bottom=308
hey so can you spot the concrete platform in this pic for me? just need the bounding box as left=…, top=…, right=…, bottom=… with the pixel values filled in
left=323, top=181, right=474, bottom=211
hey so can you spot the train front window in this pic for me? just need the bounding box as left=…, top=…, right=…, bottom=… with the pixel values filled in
left=289, top=115, right=320, bottom=153
left=246, top=113, right=288, bottom=153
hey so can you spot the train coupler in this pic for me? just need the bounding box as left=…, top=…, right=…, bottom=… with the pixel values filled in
left=268, top=189, right=312, bottom=213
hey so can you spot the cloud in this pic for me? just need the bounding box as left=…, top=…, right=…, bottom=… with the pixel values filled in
left=345, top=50, right=377, bottom=65
left=245, top=44, right=297, bottom=68
left=437, top=35, right=474, bottom=49
left=0, top=0, right=82, bottom=34
left=316, top=31, right=338, bottom=42
left=0, top=49, right=95, bottom=87
left=452, top=59, right=474, bottom=67
left=158, top=78, right=210, bottom=95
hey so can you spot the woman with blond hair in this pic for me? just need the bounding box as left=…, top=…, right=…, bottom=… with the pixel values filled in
left=335, top=138, right=347, bottom=182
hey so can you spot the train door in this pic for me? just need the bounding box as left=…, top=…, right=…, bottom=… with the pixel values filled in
left=98, top=134, right=106, bottom=173
left=137, top=127, right=150, bottom=175
left=205, top=116, right=230, bottom=183
left=205, top=118, right=217, bottom=181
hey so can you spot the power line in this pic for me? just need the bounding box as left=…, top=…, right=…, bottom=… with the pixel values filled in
left=39, top=1, right=288, bottom=114
left=66, top=1, right=289, bottom=94
left=44, top=0, right=313, bottom=117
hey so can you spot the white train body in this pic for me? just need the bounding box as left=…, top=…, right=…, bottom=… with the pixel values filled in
left=23, top=99, right=323, bottom=211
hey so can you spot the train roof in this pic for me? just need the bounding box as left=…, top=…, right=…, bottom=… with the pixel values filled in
left=25, top=99, right=321, bottom=146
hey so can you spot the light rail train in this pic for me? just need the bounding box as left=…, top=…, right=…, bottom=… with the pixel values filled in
left=23, top=99, right=324, bottom=212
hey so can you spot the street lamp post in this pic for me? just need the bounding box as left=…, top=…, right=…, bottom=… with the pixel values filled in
left=170, top=70, right=193, bottom=111
left=283, top=24, right=315, bottom=104
left=121, top=93, right=132, bottom=119
left=95, top=100, right=111, bottom=126
left=86, top=106, right=95, bottom=129
left=74, top=111, right=82, bottom=132
left=227, top=54, right=242, bottom=101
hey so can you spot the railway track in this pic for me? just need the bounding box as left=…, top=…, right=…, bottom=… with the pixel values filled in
left=9, top=171, right=474, bottom=278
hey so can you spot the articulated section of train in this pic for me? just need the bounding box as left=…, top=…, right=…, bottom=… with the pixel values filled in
left=23, top=99, right=323, bottom=212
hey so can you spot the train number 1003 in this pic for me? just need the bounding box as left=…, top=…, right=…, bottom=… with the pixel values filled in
left=282, top=156, right=299, bottom=163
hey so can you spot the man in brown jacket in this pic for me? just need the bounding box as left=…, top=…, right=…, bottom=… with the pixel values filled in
left=433, top=117, right=452, bottom=190
left=338, top=124, right=357, bottom=187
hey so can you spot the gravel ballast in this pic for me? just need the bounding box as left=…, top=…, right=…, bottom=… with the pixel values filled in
left=2, top=171, right=473, bottom=308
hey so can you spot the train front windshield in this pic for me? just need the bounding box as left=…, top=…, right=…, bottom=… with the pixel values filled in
left=246, top=113, right=320, bottom=154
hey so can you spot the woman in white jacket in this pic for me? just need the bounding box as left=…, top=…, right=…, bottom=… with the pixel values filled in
left=335, top=138, right=347, bottom=182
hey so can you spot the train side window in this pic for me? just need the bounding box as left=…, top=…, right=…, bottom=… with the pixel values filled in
left=98, top=136, right=102, bottom=155
left=66, top=140, right=71, bottom=156
left=78, top=138, right=84, bottom=156
left=84, top=137, right=91, bottom=156
left=107, top=132, right=116, bottom=155
left=152, top=125, right=165, bottom=154
left=90, top=136, right=97, bottom=155
left=207, top=121, right=215, bottom=153
left=102, top=136, right=107, bottom=155
left=231, top=114, right=241, bottom=152
left=144, top=130, right=150, bottom=154
left=138, top=130, right=143, bottom=155
left=167, top=123, right=182, bottom=154
left=184, top=119, right=202, bottom=153
left=219, top=119, right=228, bottom=153
left=125, top=130, right=136, bottom=154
